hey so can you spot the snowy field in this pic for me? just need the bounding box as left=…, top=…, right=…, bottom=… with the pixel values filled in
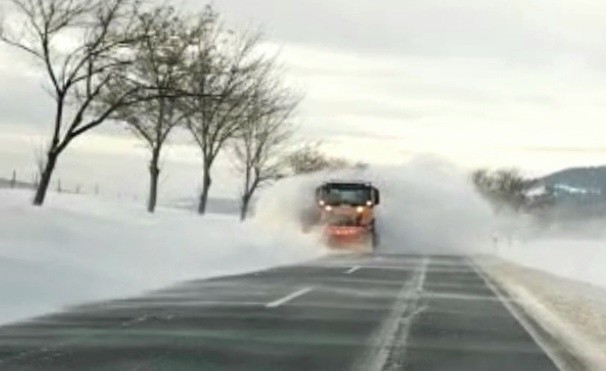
left=0, top=189, right=324, bottom=325
left=493, top=238, right=606, bottom=289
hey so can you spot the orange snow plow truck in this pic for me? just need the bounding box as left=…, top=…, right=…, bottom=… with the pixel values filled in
left=302, top=181, right=380, bottom=249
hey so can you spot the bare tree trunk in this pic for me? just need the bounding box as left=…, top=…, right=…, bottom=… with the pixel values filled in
left=147, top=148, right=161, bottom=213
left=240, top=193, right=251, bottom=221
left=198, top=167, right=212, bottom=215
left=33, top=149, right=59, bottom=206
left=239, top=173, right=260, bottom=221
left=239, top=166, right=252, bottom=221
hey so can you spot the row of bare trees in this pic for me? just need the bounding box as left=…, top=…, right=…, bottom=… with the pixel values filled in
left=471, top=168, right=539, bottom=213
left=285, top=143, right=352, bottom=175
left=1, top=0, right=300, bottom=219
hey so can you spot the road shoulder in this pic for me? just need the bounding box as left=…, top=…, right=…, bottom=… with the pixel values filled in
left=477, top=256, right=606, bottom=370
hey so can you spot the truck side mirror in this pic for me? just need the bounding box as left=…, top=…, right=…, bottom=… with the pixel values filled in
left=373, top=187, right=380, bottom=205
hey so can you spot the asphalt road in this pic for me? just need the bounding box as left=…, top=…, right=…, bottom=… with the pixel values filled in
left=0, top=254, right=571, bottom=370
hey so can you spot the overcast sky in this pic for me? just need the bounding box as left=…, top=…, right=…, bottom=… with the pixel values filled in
left=2, top=0, right=606, bottom=199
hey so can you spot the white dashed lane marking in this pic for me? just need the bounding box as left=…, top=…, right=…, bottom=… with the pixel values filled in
left=265, top=287, right=314, bottom=308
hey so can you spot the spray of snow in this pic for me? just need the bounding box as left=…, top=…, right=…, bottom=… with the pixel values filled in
left=254, top=156, right=495, bottom=254
left=254, top=155, right=606, bottom=290
left=366, top=158, right=494, bottom=254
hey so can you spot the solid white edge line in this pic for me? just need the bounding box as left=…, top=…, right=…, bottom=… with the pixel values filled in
left=345, top=266, right=361, bottom=274
left=265, top=287, right=314, bottom=308
left=467, top=257, right=569, bottom=371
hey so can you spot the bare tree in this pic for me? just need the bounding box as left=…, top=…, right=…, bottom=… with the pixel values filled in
left=110, top=6, right=211, bottom=212
left=231, top=81, right=298, bottom=221
left=472, top=168, right=537, bottom=212
left=0, top=0, right=184, bottom=206
left=184, top=24, right=267, bottom=215
left=285, top=142, right=350, bottom=175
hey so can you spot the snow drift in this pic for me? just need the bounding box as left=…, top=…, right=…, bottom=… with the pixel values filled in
left=0, top=190, right=323, bottom=325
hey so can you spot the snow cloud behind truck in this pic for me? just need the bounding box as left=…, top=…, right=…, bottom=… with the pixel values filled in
left=253, top=156, right=495, bottom=254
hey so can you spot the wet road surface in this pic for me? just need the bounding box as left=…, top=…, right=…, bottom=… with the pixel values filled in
left=0, top=254, right=570, bottom=370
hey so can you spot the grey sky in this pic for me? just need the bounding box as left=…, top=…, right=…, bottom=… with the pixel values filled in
left=1, top=0, right=606, bottom=199
left=205, top=0, right=606, bottom=63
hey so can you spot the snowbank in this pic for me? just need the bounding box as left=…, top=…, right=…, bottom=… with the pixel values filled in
left=0, top=189, right=323, bottom=325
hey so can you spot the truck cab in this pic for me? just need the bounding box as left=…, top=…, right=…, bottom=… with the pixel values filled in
left=314, top=181, right=380, bottom=248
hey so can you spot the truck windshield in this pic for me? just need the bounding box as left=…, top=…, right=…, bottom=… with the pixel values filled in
left=325, top=186, right=370, bottom=205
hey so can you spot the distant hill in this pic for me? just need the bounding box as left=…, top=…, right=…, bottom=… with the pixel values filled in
left=532, top=166, right=606, bottom=216
left=540, top=166, right=606, bottom=195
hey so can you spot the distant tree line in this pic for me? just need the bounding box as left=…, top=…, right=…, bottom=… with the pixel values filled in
left=471, top=168, right=553, bottom=213
left=0, top=0, right=314, bottom=219
left=285, top=143, right=352, bottom=175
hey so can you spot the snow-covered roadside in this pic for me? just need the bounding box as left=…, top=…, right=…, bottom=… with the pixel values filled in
left=479, top=257, right=606, bottom=370
left=491, top=237, right=606, bottom=290
left=0, top=189, right=324, bottom=326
